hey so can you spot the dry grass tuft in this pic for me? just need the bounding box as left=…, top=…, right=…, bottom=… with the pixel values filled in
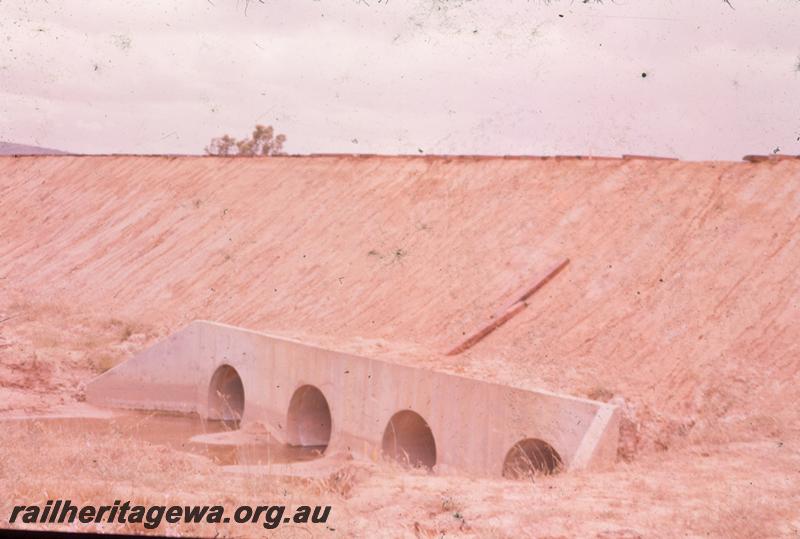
left=586, top=386, right=615, bottom=402
left=311, top=465, right=368, bottom=499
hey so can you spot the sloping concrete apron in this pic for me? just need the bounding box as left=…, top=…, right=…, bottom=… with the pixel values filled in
left=86, top=321, right=619, bottom=477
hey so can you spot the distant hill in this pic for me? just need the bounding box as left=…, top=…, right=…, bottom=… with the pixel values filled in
left=0, top=141, right=68, bottom=155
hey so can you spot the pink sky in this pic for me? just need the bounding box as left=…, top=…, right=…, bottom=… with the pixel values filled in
left=1, top=0, right=799, bottom=159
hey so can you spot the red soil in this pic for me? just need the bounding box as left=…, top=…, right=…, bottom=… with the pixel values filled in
left=1, top=155, right=798, bottom=537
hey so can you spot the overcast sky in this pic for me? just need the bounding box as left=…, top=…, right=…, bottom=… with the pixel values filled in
left=1, top=0, right=799, bottom=159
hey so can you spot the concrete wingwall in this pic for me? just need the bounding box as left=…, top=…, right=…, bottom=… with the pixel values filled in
left=86, top=321, right=619, bottom=478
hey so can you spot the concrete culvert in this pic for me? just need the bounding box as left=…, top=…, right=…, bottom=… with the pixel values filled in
left=287, top=385, right=332, bottom=449
left=207, top=365, right=245, bottom=427
left=502, top=438, right=563, bottom=479
left=382, top=410, right=437, bottom=469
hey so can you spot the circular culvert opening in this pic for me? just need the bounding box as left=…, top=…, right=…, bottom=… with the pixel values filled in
left=381, top=410, right=437, bottom=469
left=502, top=438, right=563, bottom=479
left=287, top=385, right=332, bottom=450
left=207, top=365, right=245, bottom=428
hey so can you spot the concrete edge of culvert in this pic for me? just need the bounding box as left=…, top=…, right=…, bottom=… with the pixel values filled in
left=85, top=320, right=620, bottom=479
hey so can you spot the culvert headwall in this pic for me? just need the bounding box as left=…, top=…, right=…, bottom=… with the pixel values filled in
left=86, top=320, right=619, bottom=477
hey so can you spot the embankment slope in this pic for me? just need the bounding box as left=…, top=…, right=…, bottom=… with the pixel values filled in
left=1, top=155, right=798, bottom=453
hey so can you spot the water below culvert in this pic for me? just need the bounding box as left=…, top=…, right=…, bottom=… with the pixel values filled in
left=2, top=411, right=326, bottom=466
